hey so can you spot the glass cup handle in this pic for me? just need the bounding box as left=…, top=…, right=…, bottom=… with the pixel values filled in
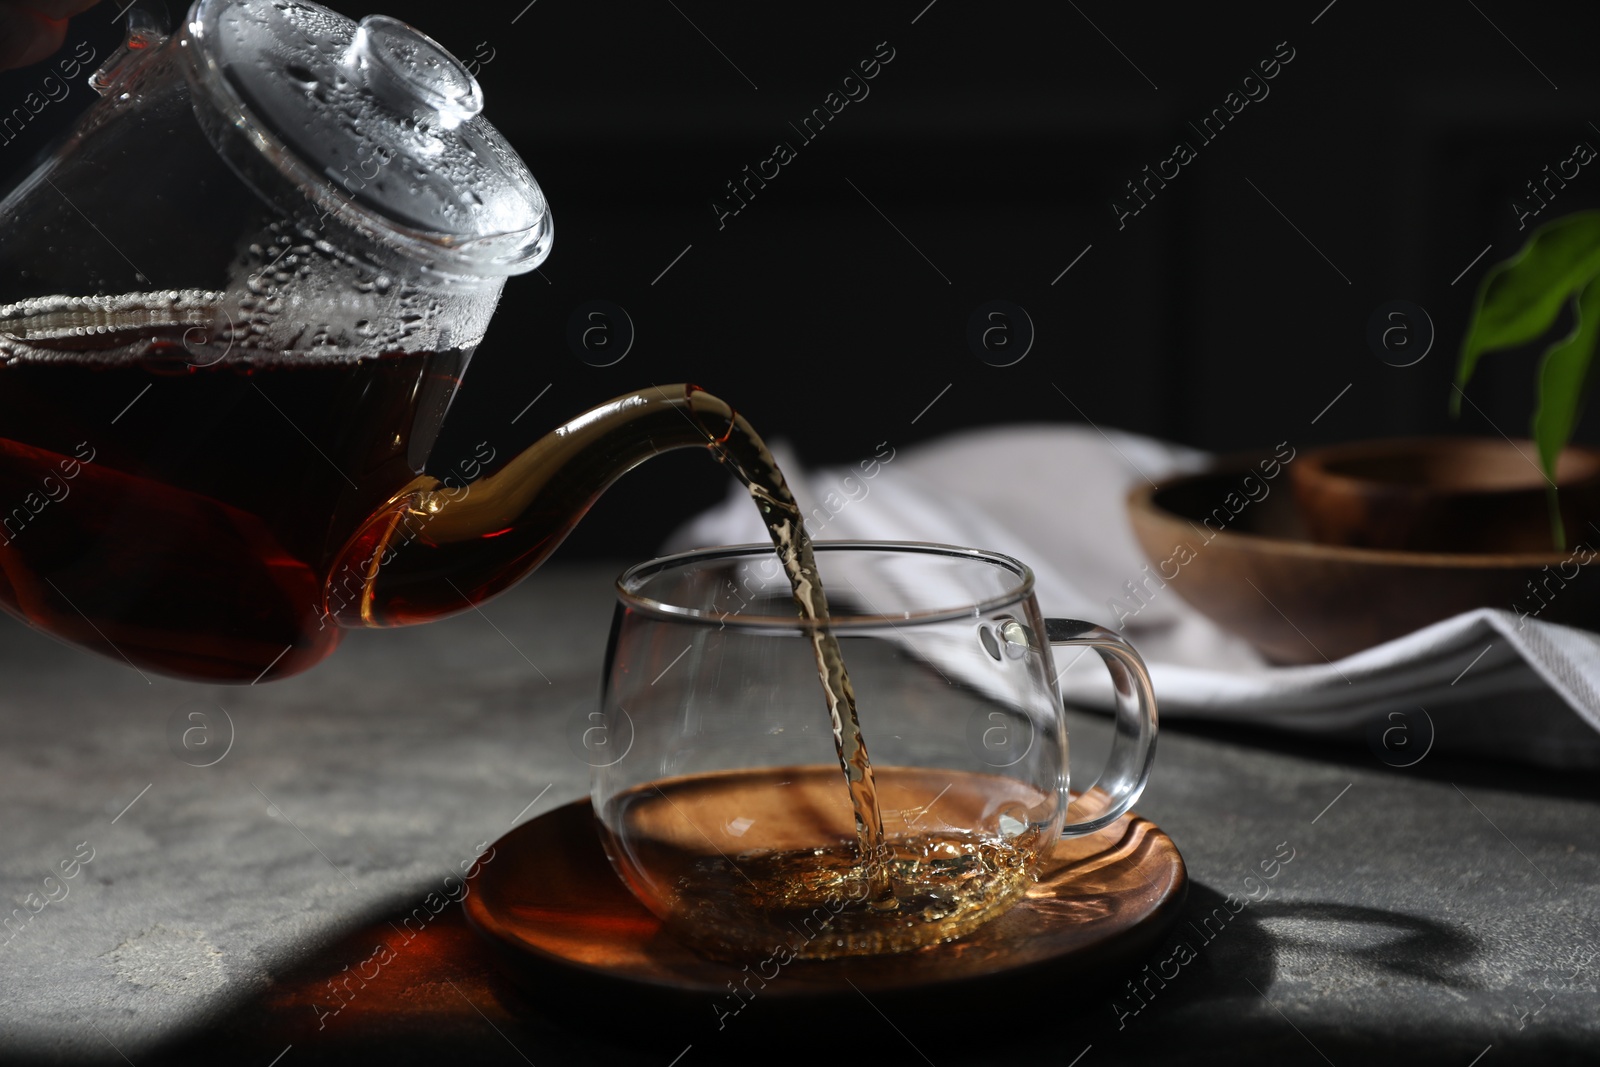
left=1045, top=618, right=1159, bottom=837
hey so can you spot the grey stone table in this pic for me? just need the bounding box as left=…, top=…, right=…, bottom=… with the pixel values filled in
left=2, top=562, right=1597, bottom=1066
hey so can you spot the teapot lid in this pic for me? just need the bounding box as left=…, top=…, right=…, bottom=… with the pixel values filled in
left=187, top=0, right=550, bottom=276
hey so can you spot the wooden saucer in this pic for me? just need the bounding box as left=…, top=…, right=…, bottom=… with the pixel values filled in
left=463, top=796, right=1186, bottom=1001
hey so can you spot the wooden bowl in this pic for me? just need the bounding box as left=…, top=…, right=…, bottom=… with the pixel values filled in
left=1288, top=437, right=1600, bottom=553
left=1127, top=461, right=1600, bottom=665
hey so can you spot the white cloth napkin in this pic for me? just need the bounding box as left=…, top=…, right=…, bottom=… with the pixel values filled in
left=664, top=426, right=1600, bottom=769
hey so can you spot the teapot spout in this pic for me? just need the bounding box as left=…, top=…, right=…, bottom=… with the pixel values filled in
left=327, top=384, right=738, bottom=628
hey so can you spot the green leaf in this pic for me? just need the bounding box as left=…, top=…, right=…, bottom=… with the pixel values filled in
left=1530, top=275, right=1600, bottom=549
left=1533, top=276, right=1600, bottom=475
left=1453, top=210, right=1600, bottom=416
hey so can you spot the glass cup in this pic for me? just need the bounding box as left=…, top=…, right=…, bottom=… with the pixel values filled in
left=589, top=542, right=1158, bottom=960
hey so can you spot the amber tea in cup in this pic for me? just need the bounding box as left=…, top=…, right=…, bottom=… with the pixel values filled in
left=590, top=542, right=1159, bottom=960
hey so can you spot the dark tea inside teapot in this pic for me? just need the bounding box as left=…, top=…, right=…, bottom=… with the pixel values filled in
left=0, top=0, right=740, bottom=681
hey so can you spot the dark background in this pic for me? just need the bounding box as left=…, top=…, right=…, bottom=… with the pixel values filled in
left=5, top=0, right=1600, bottom=556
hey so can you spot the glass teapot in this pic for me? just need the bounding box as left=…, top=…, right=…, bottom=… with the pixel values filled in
left=0, top=0, right=740, bottom=682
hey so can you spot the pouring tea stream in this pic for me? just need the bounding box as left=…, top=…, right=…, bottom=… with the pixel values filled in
left=0, top=0, right=1160, bottom=957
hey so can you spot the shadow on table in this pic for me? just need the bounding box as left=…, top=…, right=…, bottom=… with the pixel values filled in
left=1164, top=716, right=1600, bottom=802
left=54, top=878, right=1583, bottom=1067
left=1101, top=887, right=1595, bottom=1066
